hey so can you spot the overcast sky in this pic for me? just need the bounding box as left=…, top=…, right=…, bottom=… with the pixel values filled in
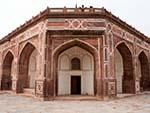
left=0, top=0, right=150, bottom=38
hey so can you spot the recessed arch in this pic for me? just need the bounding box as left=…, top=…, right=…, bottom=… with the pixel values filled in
left=17, top=42, right=38, bottom=93
left=53, top=39, right=98, bottom=56
left=71, top=57, right=81, bottom=70
left=115, top=42, right=135, bottom=94
left=138, top=51, right=150, bottom=91
left=53, top=39, right=98, bottom=96
left=115, top=41, right=133, bottom=55
left=19, top=41, right=38, bottom=56
left=1, top=51, right=14, bottom=90
left=59, top=54, right=70, bottom=70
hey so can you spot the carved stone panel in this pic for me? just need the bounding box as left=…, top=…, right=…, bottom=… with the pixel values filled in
left=35, top=80, right=44, bottom=96
left=47, top=18, right=106, bottom=31
left=108, top=81, right=116, bottom=95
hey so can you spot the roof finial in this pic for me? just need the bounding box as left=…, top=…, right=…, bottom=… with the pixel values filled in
left=75, top=3, right=77, bottom=8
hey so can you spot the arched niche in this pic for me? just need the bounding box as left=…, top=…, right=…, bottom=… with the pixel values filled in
left=59, top=55, right=70, bottom=70
left=115, top=42, right=135, bottom=94
left=138, top=51, right=150, bottom=91
left=1, top=51, right=14, bottom=90
left=17, top=42, right=38, bottom=93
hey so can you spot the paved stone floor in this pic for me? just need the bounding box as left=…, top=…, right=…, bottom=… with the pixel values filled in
left=0, top=93, right=149, bottom=113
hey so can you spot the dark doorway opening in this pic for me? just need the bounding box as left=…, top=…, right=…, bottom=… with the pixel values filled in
left=71, top=76, right=81, bottom=95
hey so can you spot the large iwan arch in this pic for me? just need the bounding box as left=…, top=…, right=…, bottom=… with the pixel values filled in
left=53, top=40, right=99, bottom=96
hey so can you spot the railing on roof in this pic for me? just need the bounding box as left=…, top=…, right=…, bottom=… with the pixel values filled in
left=48, top=6, right=103, bottom=14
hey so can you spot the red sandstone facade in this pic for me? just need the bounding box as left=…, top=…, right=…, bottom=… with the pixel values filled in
left=0, top=6, right=150, bottom=100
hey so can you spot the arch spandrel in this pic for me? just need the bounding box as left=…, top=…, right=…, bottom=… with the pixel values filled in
left=18, top=35, right=40, bottom=56
left=53, top=39, right=98, bottom=57
left=2, top=49, right=15, bottom=61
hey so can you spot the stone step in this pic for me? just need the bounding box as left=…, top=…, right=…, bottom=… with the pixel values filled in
left=55, top=95, right=100, bottom=101
left=24, top=88, right=35, bottom=95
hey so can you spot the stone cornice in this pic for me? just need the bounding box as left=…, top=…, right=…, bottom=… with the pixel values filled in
left=0, top=6, right=149, bottom=44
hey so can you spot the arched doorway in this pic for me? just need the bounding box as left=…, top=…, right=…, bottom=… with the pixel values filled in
left=58, top=46, right=94, bottom=95
left=17, top=43, right=37, bottom=93
left=1, top=51, right=14, bottom=90
left=138, top=51, right=150, bottom=91
left=115, top=43, right=135, bottom=94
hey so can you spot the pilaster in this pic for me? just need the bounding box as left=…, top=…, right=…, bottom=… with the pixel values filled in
left=102, top=31, right=116, bottom=99
left=35, top=30, right=47, bottom=98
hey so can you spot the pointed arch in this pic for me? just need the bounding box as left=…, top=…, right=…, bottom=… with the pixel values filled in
left=1, top=51, right=14, bottom=90
left=115, top=41, right=133, bottom=56
left=53, top=39, right=98, bottom=95
left=115, top=42, right=135, bottom=94
left=17, top=42, right=37, bottom=93
left=71, top=57, right=81, bottom=70
left=138, top=51, right=150, bottom=91
left=53, top=39, right=98, bottom=56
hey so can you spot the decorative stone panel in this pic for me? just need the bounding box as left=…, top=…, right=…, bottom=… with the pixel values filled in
left=47, top=18, right=106, bottom=31
left=135, top=80, right=140, bottom=92
left=12, top=80, right=17, bottom=91
left=35, top=80, right=44, bottom=97
left=108, top=80, right=116, bottom=95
